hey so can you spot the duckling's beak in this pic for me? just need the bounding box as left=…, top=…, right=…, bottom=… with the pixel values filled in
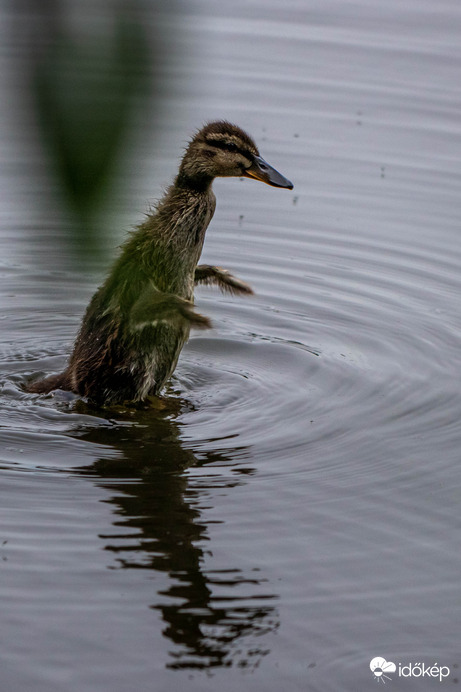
left=243, top=155, right=293, bottom=189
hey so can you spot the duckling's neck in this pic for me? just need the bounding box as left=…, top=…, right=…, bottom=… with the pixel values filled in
left=150, top=173, right=217, bottom=274
left=174, top=170, right=214, bottom=194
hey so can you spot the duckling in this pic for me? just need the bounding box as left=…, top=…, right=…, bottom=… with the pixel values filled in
left=27, top=121, right=293, bottom=405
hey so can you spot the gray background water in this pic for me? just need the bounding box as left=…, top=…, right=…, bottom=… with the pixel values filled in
left=1, top=1, right=460, bottom=690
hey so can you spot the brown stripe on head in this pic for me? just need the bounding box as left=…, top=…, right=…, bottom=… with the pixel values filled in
left=194, top=121, right=259, bottom=158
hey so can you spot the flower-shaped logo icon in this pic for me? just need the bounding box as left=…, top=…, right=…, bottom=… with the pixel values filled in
left=370, top=657, right=397, bottom=683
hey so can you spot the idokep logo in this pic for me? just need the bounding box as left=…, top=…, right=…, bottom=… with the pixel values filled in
left=370, top=657, right=396, bottom=683
left=370, top=656, right=452, bottom=683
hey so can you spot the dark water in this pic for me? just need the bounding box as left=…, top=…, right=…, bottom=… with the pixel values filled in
left=1, top=1, right=461, bottom=690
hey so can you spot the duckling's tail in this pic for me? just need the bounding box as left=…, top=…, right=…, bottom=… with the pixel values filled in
left=25, top=371, right=70, bottom=394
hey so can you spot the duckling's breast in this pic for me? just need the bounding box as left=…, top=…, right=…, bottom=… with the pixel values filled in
left=125, top=320, right=190, bottom=400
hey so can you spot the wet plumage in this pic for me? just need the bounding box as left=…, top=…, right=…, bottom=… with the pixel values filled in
left=27, top=121, right=293, bottom=405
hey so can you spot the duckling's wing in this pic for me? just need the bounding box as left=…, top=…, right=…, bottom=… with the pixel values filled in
left=194, top=265, right=254, bottom=295
left=129, top=282, right=211, bottom=330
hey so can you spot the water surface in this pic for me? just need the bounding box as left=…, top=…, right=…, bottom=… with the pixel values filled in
left=1, top=1, right=461, bottom=690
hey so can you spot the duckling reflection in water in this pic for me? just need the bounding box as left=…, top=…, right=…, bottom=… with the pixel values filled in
left=27, top=121, right=293, bottom=405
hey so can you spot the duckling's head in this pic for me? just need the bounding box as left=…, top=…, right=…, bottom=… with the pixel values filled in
left=177, top=121, right=293, bottom=191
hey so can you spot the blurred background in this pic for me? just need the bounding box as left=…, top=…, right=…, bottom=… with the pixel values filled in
left=2, top=0, right=177, bottom=262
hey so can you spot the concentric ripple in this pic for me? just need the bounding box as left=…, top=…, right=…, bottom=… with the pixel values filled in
left=171, top=211, right=461, bottom=485
left=2, top=201, right=461, bottom=486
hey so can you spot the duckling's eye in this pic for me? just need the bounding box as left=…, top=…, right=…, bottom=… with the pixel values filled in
left=225, top=142, right=238, bottom=152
